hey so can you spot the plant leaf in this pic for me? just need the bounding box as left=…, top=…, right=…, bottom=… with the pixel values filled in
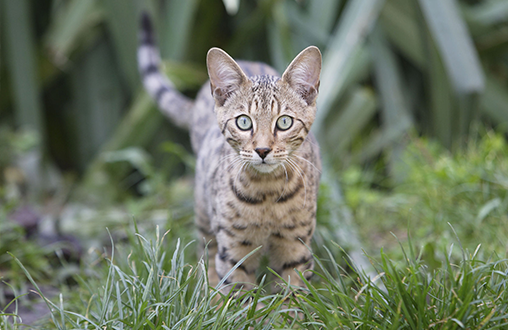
left=418, top=0, right=485, bottom=95
left=314, top=0, right=385, bottom=134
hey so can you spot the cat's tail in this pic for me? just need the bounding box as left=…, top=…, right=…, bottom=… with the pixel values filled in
left=137, top=12, right=192, bottom=129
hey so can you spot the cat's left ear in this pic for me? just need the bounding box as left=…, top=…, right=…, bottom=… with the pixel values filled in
left=207, top=48, right=248, bottom=106
left=282, top=46, right=321, bottom=105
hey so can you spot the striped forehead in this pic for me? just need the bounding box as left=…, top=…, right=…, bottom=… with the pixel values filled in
left=248, top=75, right=280, bottom=116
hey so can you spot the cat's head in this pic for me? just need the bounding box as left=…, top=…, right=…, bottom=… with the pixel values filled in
left=207, top=46, right=321, bottom=173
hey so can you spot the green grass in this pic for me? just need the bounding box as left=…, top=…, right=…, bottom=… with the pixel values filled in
left=3, top=224, right=508, bottom=329
left=343, top=129, right=508, bottom=262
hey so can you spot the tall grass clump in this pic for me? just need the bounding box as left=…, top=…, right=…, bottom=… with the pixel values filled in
left=299, top=240, right=508, bottom=329
left=4, top=224, right=508, bottom=329
left=7, top=225, right=297, bottom=329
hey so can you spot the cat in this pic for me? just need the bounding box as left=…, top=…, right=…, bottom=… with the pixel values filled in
left=138, top=13, right=322, bottom=292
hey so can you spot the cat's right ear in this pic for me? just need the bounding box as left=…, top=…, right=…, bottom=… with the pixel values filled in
left=207, top=48, right=247, bottom=106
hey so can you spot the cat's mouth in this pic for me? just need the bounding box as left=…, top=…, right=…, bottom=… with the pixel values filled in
left=250, top=160, right=280, bottom=173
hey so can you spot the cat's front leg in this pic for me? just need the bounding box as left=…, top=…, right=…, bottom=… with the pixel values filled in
left=214, top=227, right=261, bottom=293
left=269, top=230, right=314, bottom=292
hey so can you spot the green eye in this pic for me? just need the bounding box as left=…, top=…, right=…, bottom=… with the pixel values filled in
left=276, top=116, right=293, bottom=130
left=236, top=115, right=252, bottom=130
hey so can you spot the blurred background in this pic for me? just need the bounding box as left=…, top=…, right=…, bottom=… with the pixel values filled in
left=1, top=0, right=508, bottom=322
left=2, top=0, right=507, bottom=178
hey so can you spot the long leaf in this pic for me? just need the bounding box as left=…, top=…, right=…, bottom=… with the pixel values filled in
left=325, top=87, right=377, bottom=158
left=285, top=2, right=329, bottom=48
left=467, top=0, right=508, bottom=26
left=428, top=37, right=454, bottom=148
left=481, top=76, right=508, bottom=124
left=160, top=0, right=200, bottom=61
left=44, top=0, right=103, bottom=64
left=418, top=0, right=485, bottom=96
left=102, top=0, right=141, bottom=92
left=308, top=0, right=343, bottom=35
left=267, top=1, right=294, bottom=73
left=371, top=27, right=413, bottom=182
left=3, top=0, right=44, bottom=134
left=380, top=0, right=425, bottom=68
left=70, top=40, right=125, bottom=169
left=314, top=0, right=385, bottom=135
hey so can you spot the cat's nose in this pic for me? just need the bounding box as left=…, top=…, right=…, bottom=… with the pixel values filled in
left=255, top=147, right=271, bottom=159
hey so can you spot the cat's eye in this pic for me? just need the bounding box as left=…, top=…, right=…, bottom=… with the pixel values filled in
left=236, top=115, right=252, bottom=130
left=276, top=116, right=293, bottom=130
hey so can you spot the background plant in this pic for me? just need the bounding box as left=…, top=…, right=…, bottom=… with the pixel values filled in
left=1, top=0, right=508, bottom=328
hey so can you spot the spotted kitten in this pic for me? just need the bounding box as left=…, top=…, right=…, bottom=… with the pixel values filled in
left=138, top=13, right=321, bottom=292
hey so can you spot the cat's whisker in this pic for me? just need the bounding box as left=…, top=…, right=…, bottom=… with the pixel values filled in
left=218, top=153, right=240, bottom=167
left=226, top=157, right=244, bottom=171
left=275, top=162, right=289, bottom=203
left=286, top=158, right=307, bottom=208
left=233, top=161, right=249, bottom=199
left=291, top=154, right=321, bottom=174
left=306, top=138, right=320, bottom=149
left=224, top=158, right=240, bottom=171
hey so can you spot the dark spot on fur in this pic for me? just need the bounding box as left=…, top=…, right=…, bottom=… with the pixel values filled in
left=232, top=223, right=247, bottom=230
left=296, top=119, right=309, bottom=133
left=219, top=249, right=229, bottom=261
left=218, top=225, right=236, bottom=238
left=299, top=220, right=312, bottom=227
left=276, top=182, right=303, bottom=203
left=272, top=232, right=284, bottom=239
left=282, top=255, right=312, bottom=270
left=283, top=223, right=296, bottom=230
left=197, top=224, right=213, bottom=236
left=240, top=240, right=252, bottom=246
left=227, top=202, right=242, bottom=218
left=155, top=85, right=170, bottom=102
left=230, top=178, right=264, bottom=204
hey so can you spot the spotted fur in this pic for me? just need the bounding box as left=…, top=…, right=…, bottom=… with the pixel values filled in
left=138, top=13, right=322, bottom=292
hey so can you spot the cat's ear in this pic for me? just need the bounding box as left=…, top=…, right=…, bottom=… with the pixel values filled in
left=207, top=48, right=248, bottom=106
left=282, top=46, right=321, bottom=105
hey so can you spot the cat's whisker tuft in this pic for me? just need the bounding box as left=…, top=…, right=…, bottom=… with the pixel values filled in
left=292, top=154, right=321, bottom=174
left=286, top=158, right=307, bottom=208
left=275, top=162, right=289, bottom=203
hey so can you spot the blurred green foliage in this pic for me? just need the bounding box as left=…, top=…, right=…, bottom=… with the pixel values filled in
left=1, top=0, right=507, bottom=180
left=2, top=1, right=508, bottom=326
left=342, top=128, right=508, bottom=262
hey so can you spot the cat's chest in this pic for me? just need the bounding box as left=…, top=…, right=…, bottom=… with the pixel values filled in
left=212, top=191, right=316, bottom=245
left=209, top=161, right=317, bottom=234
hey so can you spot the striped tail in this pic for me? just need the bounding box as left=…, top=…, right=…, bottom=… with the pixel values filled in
left=137, top=12, right=193, bottom=129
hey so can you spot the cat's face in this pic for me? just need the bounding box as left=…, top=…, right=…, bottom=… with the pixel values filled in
left=207, top=47, right=321, bottom=173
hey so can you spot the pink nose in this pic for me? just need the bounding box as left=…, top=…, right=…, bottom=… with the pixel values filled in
left=255, top=147, right=271, bottom=159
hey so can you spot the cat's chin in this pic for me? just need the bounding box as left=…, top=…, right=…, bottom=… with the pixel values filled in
left=251, top=163, right=280, bottom=174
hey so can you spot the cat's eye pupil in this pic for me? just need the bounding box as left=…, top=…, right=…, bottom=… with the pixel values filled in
left=236, top=115, right=252, bottom=130
left=277, top=116, right=293, bottom=130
